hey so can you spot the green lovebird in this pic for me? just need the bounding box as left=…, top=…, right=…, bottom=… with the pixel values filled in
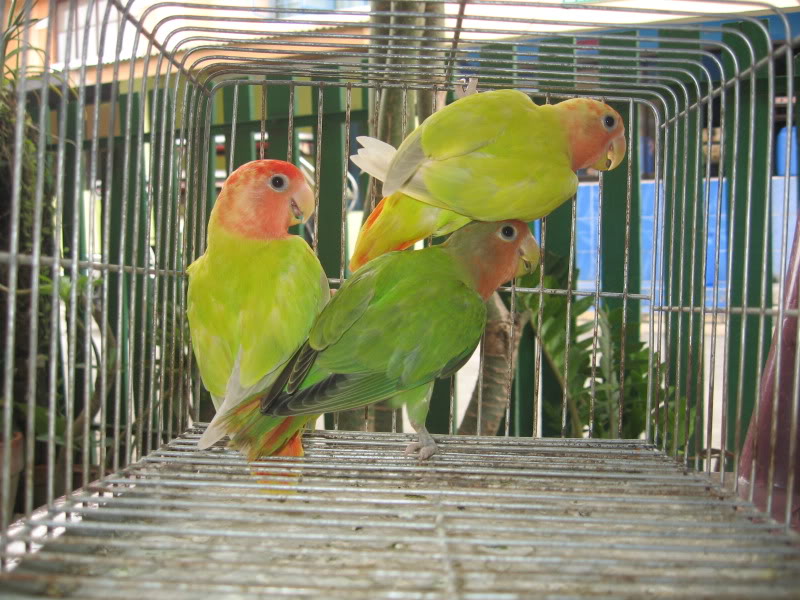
left=187, top=159, right=329, bottom=456
left=223, top=219, right=540, bottom=460
left=349, top=89, right=625, bottom=270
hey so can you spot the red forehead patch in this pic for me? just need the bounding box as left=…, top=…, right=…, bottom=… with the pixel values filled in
left=249, top=160, right=302, bottom=179
left=227, top=160, right=302, bottom=188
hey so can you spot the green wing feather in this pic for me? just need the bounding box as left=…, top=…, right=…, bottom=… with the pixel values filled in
left=308, top=267, right=378, bottom=351
left=264, top=248, right=486, bottom=417
left=268, top=373, right=403, bottom=416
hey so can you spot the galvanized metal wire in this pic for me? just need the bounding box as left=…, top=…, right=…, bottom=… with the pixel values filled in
left=2, top=429, right=800, bottom=598
left=1, top=0, right=799, bottom=594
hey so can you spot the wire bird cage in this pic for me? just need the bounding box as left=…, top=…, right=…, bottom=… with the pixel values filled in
left=1, top=0, right=800, bottom=596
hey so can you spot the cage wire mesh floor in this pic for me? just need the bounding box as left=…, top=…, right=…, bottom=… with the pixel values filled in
left=1, top=428, right=798, bottom=599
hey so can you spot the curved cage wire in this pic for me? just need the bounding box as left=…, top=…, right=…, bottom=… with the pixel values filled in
left=1, top=0, right=799, bottom=596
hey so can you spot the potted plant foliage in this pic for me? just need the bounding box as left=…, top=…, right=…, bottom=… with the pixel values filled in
left=0, top=0, right=56, bottom=520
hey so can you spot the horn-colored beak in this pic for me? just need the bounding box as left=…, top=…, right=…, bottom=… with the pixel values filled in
left=515, top=232, right=541, bottom=278
left=591, top=133, right=626, bottom=172
left=289, top=182, right=315, bottom=226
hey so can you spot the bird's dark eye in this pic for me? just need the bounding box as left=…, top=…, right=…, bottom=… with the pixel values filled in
left=603, top=115, right=616, bottom=130
left=269, top=174, right=288, bottom=191
left=499, top=225, right=517, bottom=241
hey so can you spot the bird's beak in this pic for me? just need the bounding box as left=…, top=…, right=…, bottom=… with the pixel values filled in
left=591, top=133, right=626, bottom=171
left=289, top=183, right=315, bottom=226
left=515, top=232, right=541, bottom=278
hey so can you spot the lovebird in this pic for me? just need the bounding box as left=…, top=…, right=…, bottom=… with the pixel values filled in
left=349, top=89, right=625, bottom=270
left=223, top=219, right=540, bottom=461
left=187, top=160, right=330, bottom=455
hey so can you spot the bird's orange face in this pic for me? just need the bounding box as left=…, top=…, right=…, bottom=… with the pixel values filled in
left=454, top=220, right=541, bottom=300
left=560, top=98, right=627, bottom=172
left=215, top=160, right=314, bottom=239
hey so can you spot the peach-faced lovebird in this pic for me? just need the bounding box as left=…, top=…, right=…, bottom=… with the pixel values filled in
left=223, top=220, right=540, bottom=461
left=187, top=160, right=329, bottom=455
left=349, top=89, right=625, bottom=270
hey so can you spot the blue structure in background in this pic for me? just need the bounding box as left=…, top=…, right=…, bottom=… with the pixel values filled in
left=771, top=176, right=799, bottom=279
left=565, top=177, right=796, bottom=310
left=456, top=13, right=800, bottom=311
left=776, top=127, right=798, bottom=177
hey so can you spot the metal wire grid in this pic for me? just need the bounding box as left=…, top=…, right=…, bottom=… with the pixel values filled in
left=1, top=0, right=799, bottom=586
left=2, top=429, right=800, bottom=598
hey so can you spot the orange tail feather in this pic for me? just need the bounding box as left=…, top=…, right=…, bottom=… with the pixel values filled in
left=363, top=193, right=386, bottom=229
left=349, top=192, right=441, bottom=272
left=349, top=196, right=390, bottom=271
left=223, top=398, right=315, bottom=490
left=251, top=430, right=306, bottom=490
left=274, top=430, right=305, bottom=458
left=223, top=396, right=312, bottom=462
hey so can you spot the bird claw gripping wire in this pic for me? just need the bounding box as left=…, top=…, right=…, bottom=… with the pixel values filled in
left=405, top=423, right=438, bottom=461
left=455, top=77, right=479, bottom=99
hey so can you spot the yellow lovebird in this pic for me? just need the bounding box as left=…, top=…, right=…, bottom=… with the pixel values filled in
left=350, top=89, right=625, bottom=270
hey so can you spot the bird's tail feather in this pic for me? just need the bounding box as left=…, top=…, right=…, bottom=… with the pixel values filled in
left=350, top=136, right=395, bottom=182
left=349, top=192, right=470, bottom=272
left=222, top=395, right=314, bottom=462
left=349, top=193, right=425, bottom=271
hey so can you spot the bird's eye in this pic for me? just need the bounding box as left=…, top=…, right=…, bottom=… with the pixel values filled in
left=603, top=115, right=616, bottom=130
left=269, top=174, right=288, bottom=191
left=499, top=225, right=517, bottom=241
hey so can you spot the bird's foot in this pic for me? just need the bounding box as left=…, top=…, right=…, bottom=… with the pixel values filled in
left=404, top=428, right=438, bottom=461
left=455, top=77, right=479, bottom=99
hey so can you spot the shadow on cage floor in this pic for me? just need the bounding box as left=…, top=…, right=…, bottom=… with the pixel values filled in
left=1, top=429, right=799, bottom=599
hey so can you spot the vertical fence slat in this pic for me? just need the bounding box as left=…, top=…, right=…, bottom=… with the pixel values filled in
left=600, top=34, right=642, bottom=438
left=265, top=76, right=294, bottom=164
left=537, top=39, right=575, bottom=437
left=723, top=21, right=772, bottom=459
left=658, top=30, right=704, bottom=456
left=312, top=82, right=345, bottom=278
left=223, top=83, right=256, bottom=171
left=108, top=92, right=148, bottom=463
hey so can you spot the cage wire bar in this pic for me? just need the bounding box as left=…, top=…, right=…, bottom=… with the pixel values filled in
left=1, top=0, right=799, bottom=596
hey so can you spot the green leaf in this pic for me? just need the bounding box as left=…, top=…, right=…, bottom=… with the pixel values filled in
left=524, top=250, right=678, bottom=442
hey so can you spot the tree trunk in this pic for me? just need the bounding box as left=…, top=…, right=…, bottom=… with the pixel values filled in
left=362, top=0, right=392, bottom=216
left=338, top=1, right=421, bottom=433
left=416, top=1, right=447, bottom=123
left=458, top=293, right=530, bottom=436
